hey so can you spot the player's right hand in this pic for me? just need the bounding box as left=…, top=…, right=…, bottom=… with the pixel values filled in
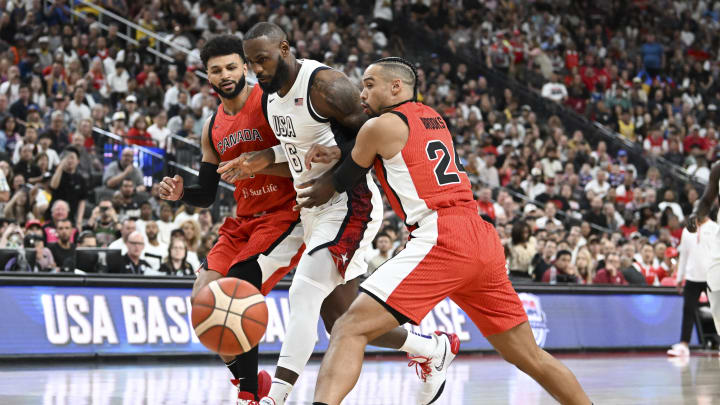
left=158, top=175, right=184, bottom=201
left=217, top=150, right=273, bottom=182
left=686, top=214, right=698, bottom=233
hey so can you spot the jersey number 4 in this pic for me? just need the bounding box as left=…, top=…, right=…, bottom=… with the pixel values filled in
left=426, top=140, right=465, bottom=186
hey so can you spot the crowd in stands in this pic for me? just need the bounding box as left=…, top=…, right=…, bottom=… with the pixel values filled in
left=0, top=0, right=715, bottom=287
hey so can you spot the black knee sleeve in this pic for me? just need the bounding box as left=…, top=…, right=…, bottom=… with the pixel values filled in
left=226, top=260, right=262, bottom=291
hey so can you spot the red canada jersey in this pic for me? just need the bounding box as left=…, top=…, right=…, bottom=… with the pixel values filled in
left=373, top=102, right=475, bottom=228
left=211, top=86, right=295, bottom=217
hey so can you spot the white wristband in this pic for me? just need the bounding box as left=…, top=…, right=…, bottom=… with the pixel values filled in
left=272, top=144, right=288, bottom=163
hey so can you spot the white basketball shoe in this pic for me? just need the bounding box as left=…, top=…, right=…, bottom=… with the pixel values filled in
left=407, top=331, right=460, bottom=405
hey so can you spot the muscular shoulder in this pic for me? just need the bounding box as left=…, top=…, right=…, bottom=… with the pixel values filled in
left=360, top=113, right=408, bottom=158
left=309, top=69, right=362, bottom=119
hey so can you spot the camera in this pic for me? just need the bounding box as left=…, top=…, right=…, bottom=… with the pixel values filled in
left=100, top=206, right=109, bottom=212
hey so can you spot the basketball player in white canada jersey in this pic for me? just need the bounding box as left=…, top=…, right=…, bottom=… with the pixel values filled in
left=218, top=23, right=456, bottom=405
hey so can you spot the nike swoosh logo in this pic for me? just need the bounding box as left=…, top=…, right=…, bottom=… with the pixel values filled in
left=435, top=342, right=447, bottom=372
left=268, top=98, right=275, bottom=103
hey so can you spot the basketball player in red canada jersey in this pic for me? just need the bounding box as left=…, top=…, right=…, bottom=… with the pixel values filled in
left=157, top=35, right=305, bottom=404
left=298, top=58, right=591, bottom=405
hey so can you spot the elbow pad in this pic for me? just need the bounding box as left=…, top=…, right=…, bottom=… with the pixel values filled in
left=332, top=155, right=369, bottom=193
left=180, top=162, right=220, bottom=207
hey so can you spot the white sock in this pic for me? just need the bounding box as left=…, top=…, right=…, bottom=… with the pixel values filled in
left=266, top=378, right=292, bottom=405
left=400, top=331, right=437, bottom=357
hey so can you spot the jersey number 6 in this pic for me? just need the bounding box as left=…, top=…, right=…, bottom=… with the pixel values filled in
left=285, top=143, right=303, bottom=173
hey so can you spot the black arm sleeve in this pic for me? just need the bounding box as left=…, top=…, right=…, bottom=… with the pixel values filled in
left=332, top=155, right=370, bottom=193
left=180, top=162, right=220, bottom=208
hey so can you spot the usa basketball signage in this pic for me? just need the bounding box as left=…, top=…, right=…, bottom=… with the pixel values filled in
left=518, top=293, right=550, bottom=348
left=0, top=285, right=691, bottom=356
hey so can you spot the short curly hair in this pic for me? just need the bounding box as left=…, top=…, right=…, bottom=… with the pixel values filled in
left=200, top=35, right=245, bottom=68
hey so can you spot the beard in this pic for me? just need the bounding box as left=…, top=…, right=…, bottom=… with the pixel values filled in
left=257, top=55, right=290, bottom=94
left=211, top=74, right=246, bottom=99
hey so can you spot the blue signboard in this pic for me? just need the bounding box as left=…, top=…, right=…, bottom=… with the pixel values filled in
left=0, top=286, right=691, bottom=356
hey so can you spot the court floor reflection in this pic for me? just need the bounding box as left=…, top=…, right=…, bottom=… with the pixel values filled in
left=0, top=353, right=718, bottom=404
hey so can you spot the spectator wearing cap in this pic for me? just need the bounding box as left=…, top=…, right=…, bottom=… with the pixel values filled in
left=660, top=247, right=679, bottom=286
left=103, top=147, right=144, bottom=191
left=35, top=37, right=53, bottom=69
left=49, top=147, right=87, bottom=226
left=123, top=95, right=141, bottom=127
left=521, top=167, right=546, bottom=200
left=110, top=111, right=128, bottom=137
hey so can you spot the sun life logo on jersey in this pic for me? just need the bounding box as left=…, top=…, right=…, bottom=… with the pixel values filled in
left=518, top=292, right=549, bottom=347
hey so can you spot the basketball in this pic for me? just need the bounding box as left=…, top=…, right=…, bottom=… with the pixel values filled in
left=191, top=278, right=268, bottom=356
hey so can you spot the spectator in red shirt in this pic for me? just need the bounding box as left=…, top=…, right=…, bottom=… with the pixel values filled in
left=593, top=253, right=628, bottom=285
left=683, top=124, right=709, bottom=152
left=126, top=115, right=154, bottom=147
left=660, top=247, right=679, bottom=286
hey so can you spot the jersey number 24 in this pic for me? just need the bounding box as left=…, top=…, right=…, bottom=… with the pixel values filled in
left=425, top=140, right=466, bottom=186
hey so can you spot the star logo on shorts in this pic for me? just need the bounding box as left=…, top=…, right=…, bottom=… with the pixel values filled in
left=331, top=252, right=349, bottom=267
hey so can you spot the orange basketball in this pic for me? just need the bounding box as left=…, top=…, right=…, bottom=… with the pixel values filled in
left=191, top=278, right=268, bottom=356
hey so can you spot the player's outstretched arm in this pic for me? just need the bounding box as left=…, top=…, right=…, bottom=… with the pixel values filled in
left=158, top=116, right=221, bottom=207
left=687, top=161, right=720, bottom=232
left=295, top=114, right=407, bottom=210
left=304, top=69, right=368, bottom=169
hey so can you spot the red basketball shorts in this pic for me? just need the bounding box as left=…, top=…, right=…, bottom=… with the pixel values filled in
left=360, top=206, right=528, bottom=337
left=205, top=205, right=304, bottom=295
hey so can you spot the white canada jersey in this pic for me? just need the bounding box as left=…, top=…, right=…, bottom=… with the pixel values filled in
left=266, top=59, right=341, bottom=194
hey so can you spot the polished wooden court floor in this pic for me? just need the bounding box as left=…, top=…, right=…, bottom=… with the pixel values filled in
left=0, top=353, right=719, bottom=404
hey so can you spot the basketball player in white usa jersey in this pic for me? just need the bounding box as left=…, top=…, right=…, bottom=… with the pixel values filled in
left=218, top=23, right=458, bottom=405
left=685, top=161, right=720, bottom=352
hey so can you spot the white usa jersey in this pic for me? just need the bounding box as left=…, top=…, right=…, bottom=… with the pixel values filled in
left=265, top=59, right=342, bottom=197
left=264, top=59, right=383, bottom=281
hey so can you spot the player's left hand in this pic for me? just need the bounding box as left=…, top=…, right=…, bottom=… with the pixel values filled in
left=294, top=172, right=336, bottom=211
left=304, top=144, right=341, bottom=169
